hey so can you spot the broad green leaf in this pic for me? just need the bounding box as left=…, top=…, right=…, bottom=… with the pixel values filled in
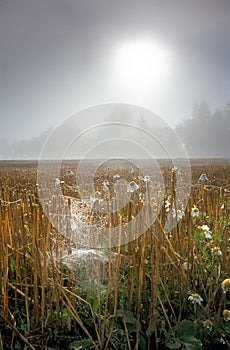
left=165, top=340, right=182, bottom=349
left=69, top=338, right=93, bottom=349
left=184, top=341, right=202, bottom=350
left=178, top=320, right=195, bottom=338
left=182, top=336, right=203, bottom=350
left=117, top=310, right=136, bottom=324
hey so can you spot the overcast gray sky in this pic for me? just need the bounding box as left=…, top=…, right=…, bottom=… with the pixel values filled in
left=1, top=0, right=230, bottom=142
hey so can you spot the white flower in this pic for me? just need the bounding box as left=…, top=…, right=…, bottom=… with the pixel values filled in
left=172, top=167, right=181, bottom=175
left=201, top=225, right=210, bottom=232
left=221, top=279, right=230, bottom=293
left=202, top=319, right=213, bottom=331
left=138, top=174, right=150, bottom=182
left=102, top=179, right=109, bottom=186
left=127, top=181, right=139, bottom=193
left=165, top=198, right=171, bottom=212
left=143, top=175, right=150, bottom=182
left=220, top=336, right=226, bottom=344
left=172, top=208, right=184, bottom=220
left=199, top=225, right=212, bottom=239
left=139, top=193, right=145, bottom=200
left=199, top=173, right=209, bottom=181
left=188, top=293, right=203, bottom=305
left=182, top=261, right=191, bottom=270
left=102, top=185, right=109, bottom=192
left=223, top=309, right=230, bottom=321
left=55, top=178, right=60, bottom=186
left=113, top=173, right=120, bottom=179
left=128, top=166, right=134, bottom=173
left=212, top=246, right=222, bottom=255
left=191, top=206, right=199, bottom=217
left=204, top=231, right=212, bottom=239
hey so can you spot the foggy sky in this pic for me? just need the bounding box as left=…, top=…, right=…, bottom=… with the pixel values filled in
left=0, top=0, right=230, bottom=144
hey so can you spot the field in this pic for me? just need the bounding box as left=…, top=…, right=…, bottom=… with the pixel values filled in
left=0, top=159, right=230, bottom=349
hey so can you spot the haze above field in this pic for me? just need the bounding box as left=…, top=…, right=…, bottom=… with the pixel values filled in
left=0, top=0, right=230, bottom=159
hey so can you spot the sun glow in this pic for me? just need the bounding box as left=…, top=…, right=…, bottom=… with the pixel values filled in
left=112, top=39, right=172, bottom=90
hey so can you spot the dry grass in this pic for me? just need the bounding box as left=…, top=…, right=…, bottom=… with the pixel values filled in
left=0, top=159, right=230, bottom=349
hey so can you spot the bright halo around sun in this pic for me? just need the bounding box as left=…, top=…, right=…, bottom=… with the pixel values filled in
left=112, top=39, right=172, bottom=91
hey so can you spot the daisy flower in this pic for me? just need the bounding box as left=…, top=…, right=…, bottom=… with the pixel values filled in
left=223, top=309, right=230, bottom=321
left=188, top=293, right=203, bottom=305
left=220, top=336, right=226, bottom=344
left=182, top=260, right=191, bottom=270
left=128, top=166, right=134, bottom=174
left=172, top=208, right=184, bottom=220
left=221, top=279, right=230, bottom=293
left=127, top=181, right=139, bottom=193
left=199, top=225, right=212, bottom=239
left=102, top=185, right=109, bottom=192
left=200, top=224, right=210, bottom=232
left=204, top=231, right=212, bottom=239
left=199, top=173, right=209, bottom=181
left=212, top=246, right=222, bottom=256
left=143, top=175, right=150, bottom=182
left=165, top=198, right=171, bottom=212
left=202, top=319, right=213, bottom=331
left=54, top=178, right=64, bottom=186
left=102, top=179, right=109, bottom=186
left=191, top=206, right=200, bottom=217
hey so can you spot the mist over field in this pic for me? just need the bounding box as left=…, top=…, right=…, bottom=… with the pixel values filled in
left=0, top=100, right=230, bottom=159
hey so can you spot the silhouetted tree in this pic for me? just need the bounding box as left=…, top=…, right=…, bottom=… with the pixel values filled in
left=176, top=100, right=230, bottom=158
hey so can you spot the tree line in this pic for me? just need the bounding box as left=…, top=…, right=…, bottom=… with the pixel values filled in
left=175, top=100, right=230, bottom=158
left=0, top=100, right=230, bottom=159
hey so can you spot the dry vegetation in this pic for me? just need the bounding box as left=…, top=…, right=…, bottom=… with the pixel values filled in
left=0, top=159, right=230, bottom=349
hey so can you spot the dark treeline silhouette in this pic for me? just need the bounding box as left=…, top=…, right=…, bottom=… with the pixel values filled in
left=176, top=100, right=230, bottom=158
left=0, top=129, right=52, bottom=160
left=0, top=100, right=230, bottom=159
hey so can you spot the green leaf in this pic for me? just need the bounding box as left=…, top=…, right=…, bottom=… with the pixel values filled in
left=126, top=322, right=136, bottom=332
left=117, top=310, right=136, bottom=324
left=69, top=338, right=93, bottom=349
left=178, top=320, right=195, bottom=338
left=165, top=340, right=182, bottom=349
left=146, top=318, right=155, bottom=337
left=139, top=335, right=147, bottom=350
left=91, top=298, right=99, bottom=315
left=9, top=256, right=15, bottom=271
left=182, top=336, right=202, bottom=350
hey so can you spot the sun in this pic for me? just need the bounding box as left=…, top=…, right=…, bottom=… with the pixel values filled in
left=112, top=39, right=172, bottom=90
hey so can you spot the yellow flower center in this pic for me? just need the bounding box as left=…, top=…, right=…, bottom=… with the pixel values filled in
left=192, top=293, right=200, bottom=298
left=222, top=278, right=230, bottom=287
left=204, top=319, right=212, bottom=325
left=223, top=309, right=230, bottom=318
